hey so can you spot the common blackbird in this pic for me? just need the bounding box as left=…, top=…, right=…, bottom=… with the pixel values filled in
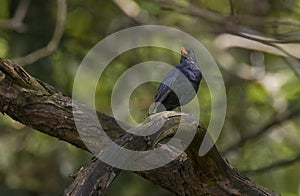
left=150, top=47, right=202, bottom=114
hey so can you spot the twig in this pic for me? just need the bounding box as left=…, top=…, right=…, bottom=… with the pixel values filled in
left=156, top=0, right=225, bottom=24
left=157, top=0, right=300, bottom=46
left=227, top=31, right=300, bottom=78
left=272, top=30, right=300, bottom=43
left=156, top=0, right=300, bottom=30
left=0, top=0, right=30, bottom=32
left=222, top=109, right=300, bottom=155
left=281, top=0, right=300, bottom=12
left=13, top=0, right=67, bottom=66
left=243, top=153, right=300, bottom=175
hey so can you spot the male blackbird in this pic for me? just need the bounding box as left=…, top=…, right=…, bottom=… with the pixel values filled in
left=150, top=47, right=202, bottom=114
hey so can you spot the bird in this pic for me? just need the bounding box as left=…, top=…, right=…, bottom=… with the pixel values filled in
left=149, top=47, right=202, bottom=114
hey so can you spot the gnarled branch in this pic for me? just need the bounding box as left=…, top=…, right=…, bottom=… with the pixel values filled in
left=0, top=58, right=279, bottom=195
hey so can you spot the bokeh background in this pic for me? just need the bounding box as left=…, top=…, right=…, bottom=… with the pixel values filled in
left=0, top=0, right=300, bottom=195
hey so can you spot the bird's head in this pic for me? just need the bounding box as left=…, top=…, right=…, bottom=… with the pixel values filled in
left=180, top=47, right=197, bottom=64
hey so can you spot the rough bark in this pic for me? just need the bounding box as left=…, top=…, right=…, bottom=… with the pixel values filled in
left=0, top=58, right=279, bottom=196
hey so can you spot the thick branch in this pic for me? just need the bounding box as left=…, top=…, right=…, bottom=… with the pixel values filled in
left=0, top=58, right=124, bottom=151
left=0, top=58, right=279, bottom=195
left=65, top=113, right=279, bottom=196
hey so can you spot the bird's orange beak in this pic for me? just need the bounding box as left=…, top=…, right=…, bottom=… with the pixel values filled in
left=181, top=47, right=188, bottom=55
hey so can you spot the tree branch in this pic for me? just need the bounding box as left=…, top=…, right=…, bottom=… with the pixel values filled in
left=65, top=114, right=279, bottom=196
left=13, top=0, right=67, bottom=65
left=0, top=58, right=124, bottom=151
left=0, top=58, right=279, bottom=195
left=225, top=31, right=300, bottom=78
left=156, top=0, right=300, bottom=31
left=156, top=0, right=300, bottom=77
left=243, top=153, right=300, bottom=175
left=0, top=0, right=30, bottom=32
left=65, top=159, right=121, bottom=196
left=222, top=110, right=300, bottom=155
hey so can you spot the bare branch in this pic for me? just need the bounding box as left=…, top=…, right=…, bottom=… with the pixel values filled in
left=13, top=0, right=30, bottom=26
left=156, top=0, right=300, bottom=30
left=157, top=0, right=300, bottom=77
left=222, top=109, right=300, bottom=155
left=156, top=0, right=225, bottom=24
left=13, top=0, right=67, bottom=65
left=281, top=0, right=300, bottom=12
left=0, top=0, right=30, bottom=32
left=65, top=159, right=121, bottom=196
left=243, top=153, right=300, bottom=175
left=65, top=114, right=278, bottom=196
left=225, top=31, right=300, bottom=78
left=0, top=58, right=279, bottom=196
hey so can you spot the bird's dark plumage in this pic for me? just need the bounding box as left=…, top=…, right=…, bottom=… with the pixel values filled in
left=150, top=48, right=202, bottom=113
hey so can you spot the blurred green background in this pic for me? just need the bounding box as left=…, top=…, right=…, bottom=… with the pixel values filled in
left=0, top=0, right=300, bottom=195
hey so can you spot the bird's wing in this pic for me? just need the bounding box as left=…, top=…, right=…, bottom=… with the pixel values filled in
left=154, top=68, right=180, bottom=103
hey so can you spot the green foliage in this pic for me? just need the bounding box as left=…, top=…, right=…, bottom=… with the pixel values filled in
left=0, top=0, right=299, bottom=195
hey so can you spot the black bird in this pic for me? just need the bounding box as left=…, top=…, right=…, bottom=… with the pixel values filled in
left=150, top=47, right=202, bottom=114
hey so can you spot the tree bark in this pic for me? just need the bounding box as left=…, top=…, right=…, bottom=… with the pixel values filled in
left=0, top=58, right=279, bottom=196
